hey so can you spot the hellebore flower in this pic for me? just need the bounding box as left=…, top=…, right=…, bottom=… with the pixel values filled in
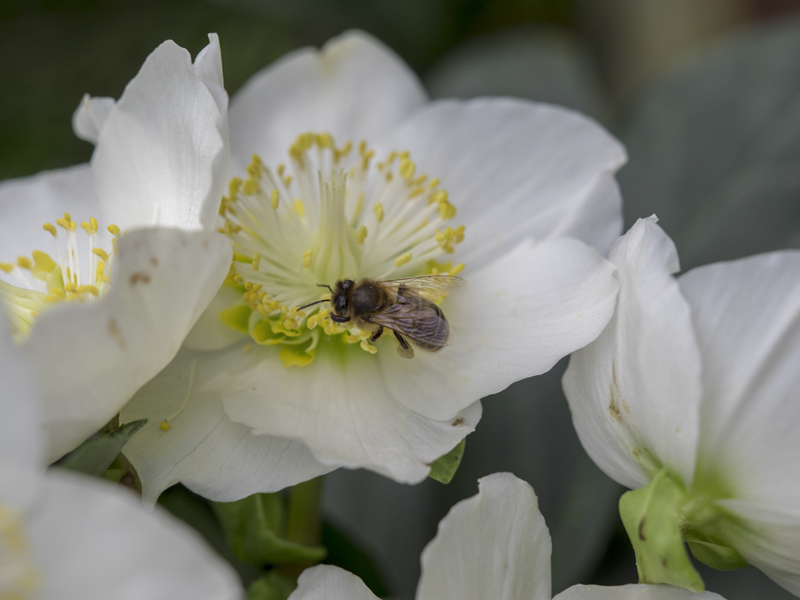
left=286, top=473, right=724, bottom=600
left=0, top=35, right=232, bottom=461
left=122, top=30, right=624, bottom=502
left=563, top=216, right=800, bottom=595
left=0, top=319, right=242, bottom=600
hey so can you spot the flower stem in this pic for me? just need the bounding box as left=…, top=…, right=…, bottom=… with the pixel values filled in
left=285, top=476, right=324, bottom=546
left=279, top=476, right=325, bottom=581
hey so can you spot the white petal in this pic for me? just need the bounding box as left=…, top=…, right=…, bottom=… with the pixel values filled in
left=24, top=228, right=231, bottom=461
left=288, top=565, right=379, bottom=600
left=553, top=584, right=726, bottom=600
left=0, top=165, right=102, bottom=277
left=121, top=348, right=334, bottom=505
left=222, top=345, right=482, bottom=484
left=0, top=318, right=43, bottom=509
left=563, top=218, right=702, bottom=489
left=377, top=98, right=626, bottom=270
left=228, top=30, right=427, bottom=171
left=183, top=285, right=248, bottom=351
left=380, top=237, right=619, bottom=421
left=711, top=500, right=800, bottom=596
left=678, top=252, right=800, bottom=594
left=72, top=94, right=116, bottom=144
left=28, top=470, right=242, bottom=600
left=679, top=252, right=800, bottom=506
left=416, top=473, right=551, bottom=600
left=91, top=35, right=229, bottom=231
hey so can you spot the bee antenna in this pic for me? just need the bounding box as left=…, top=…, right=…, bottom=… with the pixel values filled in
left=298, top=298, right=330, bottom=310
left=316, top=283, right=334, bottom=293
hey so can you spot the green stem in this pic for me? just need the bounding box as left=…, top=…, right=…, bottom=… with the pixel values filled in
left=279, top=476, right=325, bottom=581
left=285, top=476, right=324, bottom=546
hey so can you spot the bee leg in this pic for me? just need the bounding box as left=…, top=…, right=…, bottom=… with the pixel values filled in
left=369, top=325, right=384, bottom=343
left=394, top=331, right=415, bottom=359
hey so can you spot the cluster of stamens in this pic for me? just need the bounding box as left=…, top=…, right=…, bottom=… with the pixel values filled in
left=0, top=213, right=118, bottom=339
left=218, top=132, right=466, bottom=361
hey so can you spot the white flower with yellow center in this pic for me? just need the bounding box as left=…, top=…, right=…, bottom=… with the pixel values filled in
left=0, top=34, right=232, bottom=461
left=287, top=473, right=725, bottom=600
left=121, top=30, right=624, bottom=503
left=563, top=217, right=800, bottom=595
left=0, top=319, right=242, bottom=600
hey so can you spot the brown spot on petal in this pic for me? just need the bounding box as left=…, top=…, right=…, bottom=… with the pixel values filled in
left=150, top=257, right=159, bottom=266
left=130, top=272, right=151, bottom=285
left=638, top=517, right=646, bottom=541
left=452, top=417, right=464, bottom=427
left=108, top=318, right=126, bottom=349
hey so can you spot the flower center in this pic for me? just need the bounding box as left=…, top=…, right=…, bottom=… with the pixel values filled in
left=219, top=132, right=465, bottom=365
left=0, top=213, right=119, bottom=341
left=0, top=503, right=39, bottom=598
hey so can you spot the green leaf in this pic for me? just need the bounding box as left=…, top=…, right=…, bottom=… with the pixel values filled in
left=619, top=469, right=704, bottom=593
left=428, top=438, right=466, bottom=484
left=52, top=419, right=147, bottom=476
left=322, top=521, right=389, bottom=597
left=246, top=571, right=296, bottom=600
left=213, top=493, right=327, bottom=566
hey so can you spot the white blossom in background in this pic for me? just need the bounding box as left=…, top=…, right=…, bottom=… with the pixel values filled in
left=0, top=319, right=243, bottom=600
left=287, top=472, right=725, bottom=600
left=0, top=34, right=232, bottom=461
left=122, top=29, right=625, bottom=503
left=563, top=216, right=800, bottom=595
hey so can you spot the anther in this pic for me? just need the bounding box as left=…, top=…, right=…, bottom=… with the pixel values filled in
left=43, top=223, right=57, bottom=237
left=395, top=253, right=412, bottom=268
left=374, top=203, right=384, bottom=223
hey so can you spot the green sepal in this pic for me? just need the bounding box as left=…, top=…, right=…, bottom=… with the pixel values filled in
left=429, top=438, right=466, bottom=484
left=686, top=532, right=748, bottom=571
left=619, top=469, right=704, bottom=592
left=52, top=419, right=147, bottom=476
left=246, top=571, right=296, bottom=600
left=212, top=493, right=327, bottom=566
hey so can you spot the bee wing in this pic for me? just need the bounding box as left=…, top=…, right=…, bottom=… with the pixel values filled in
left=382, top=275, right=465, bottom=303
left=369, top=297, right=450, bottom=351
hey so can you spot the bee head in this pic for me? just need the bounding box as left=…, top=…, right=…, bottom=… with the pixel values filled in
left=330, top=279, right=354, bottom=320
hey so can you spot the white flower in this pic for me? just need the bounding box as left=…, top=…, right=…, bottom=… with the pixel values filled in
left=0, top=319, right=242, bottom=600
left=287, top=473, right=724, bottom=600
left=122, top=30, right=624, bottom=503
left=563, top=216, right=800, bottom=595
left=0, top=35, right=232, bottom=461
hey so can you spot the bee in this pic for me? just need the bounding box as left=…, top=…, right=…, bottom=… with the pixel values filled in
left=300, top=275, right=465, bottom=359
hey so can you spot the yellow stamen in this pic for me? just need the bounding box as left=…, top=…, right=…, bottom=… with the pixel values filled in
left=270, top=189, right=279, bottom=210
left=395, top=252, right=412, bottom=268
left=242, top=177, right=259, bottom=196
left=374, top=203, right=384, bottom=223
left=43, top=223, right=57, bottom=237
left=355, top=225, right=368, bottom=244
left=449, top=263, right=465, bottom=276
left=92, top=248, right=109, bottom=261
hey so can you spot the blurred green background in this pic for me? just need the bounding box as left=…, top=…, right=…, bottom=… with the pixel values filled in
left=5, top=0, right=800, bottom=598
